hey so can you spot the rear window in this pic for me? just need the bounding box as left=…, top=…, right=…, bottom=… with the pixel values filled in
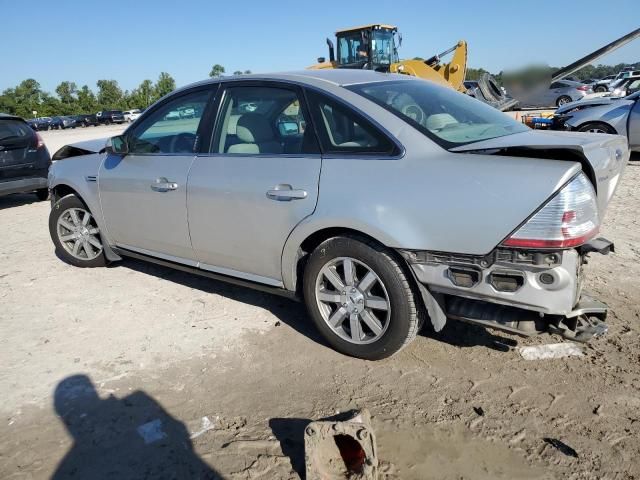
left=0, top=119, right=32, bottom=146
left=347, top=80, right=529, bottom=149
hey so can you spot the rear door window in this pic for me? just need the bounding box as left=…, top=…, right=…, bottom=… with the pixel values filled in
left=305, top=90, right=397, bottom=155
left=0, top=119, right=32, bottom=147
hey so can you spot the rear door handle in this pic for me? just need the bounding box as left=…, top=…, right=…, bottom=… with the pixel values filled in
left=151, top=177, right=178, bottom=192
left=266, top=184, right=307, bottom=201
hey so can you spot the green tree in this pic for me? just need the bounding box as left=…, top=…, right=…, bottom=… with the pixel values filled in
left=77, top=85, right=97, bottom=113
left=154, top=72, right=176, bottom=100
left=11, top=79, right=43, bottom=118
left=209, top=64, right=225, bottom=77
left=244, top=70, right=252, bottom=75
left=96, top=79, right=123, bottom=110
left=55, top=81, right=78, bottom=114
left=233, top=70, right=243, bottom=76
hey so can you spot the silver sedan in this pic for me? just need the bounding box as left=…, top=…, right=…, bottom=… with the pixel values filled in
left=47, top=70, right=627, bottom=359
left=553, top=90, right=640, bottom=152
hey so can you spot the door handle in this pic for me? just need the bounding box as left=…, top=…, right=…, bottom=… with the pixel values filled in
left=151, top=177, right=178, bottom=192
left=266, top=184, right=308, bottom=201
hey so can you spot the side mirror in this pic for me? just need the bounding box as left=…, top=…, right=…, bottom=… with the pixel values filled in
left=106, top=135, right=128, bottom=155
left=317, top=57, right=326, bottom=63
left=277, top=121, right=300, bottom=136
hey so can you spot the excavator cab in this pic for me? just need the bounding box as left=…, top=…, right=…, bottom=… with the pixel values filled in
left=331, top=24, right=400, bottom=72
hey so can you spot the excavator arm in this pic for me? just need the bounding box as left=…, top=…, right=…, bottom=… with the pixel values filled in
left=391, top=41, right=468, bottom=91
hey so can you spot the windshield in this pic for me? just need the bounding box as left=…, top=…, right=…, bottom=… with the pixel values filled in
left=370, top=30, right=398, bottom=65
left=348, top=80, right=529, bottom=148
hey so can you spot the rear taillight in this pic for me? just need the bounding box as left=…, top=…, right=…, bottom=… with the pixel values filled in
left=502, top=173, right=599, bottom=248
left=577, top=85, right=589, bottom=91
left=35, top=132, right=45, bottom=149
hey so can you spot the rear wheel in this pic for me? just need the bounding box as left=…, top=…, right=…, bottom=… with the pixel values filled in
left=594, top=85, right=608, bottom=93
left=49, top=194, right=106, bottom=268
left=556, top=95, right=572, bottom=107
left=577, top=122, right=616, bottom=134
left=303, top=236, right=419, bottom=360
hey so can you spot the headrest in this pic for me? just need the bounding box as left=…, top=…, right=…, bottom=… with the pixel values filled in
left=426, top=113, right=457, bottom=131
left=236, top=114, right=273, bottom=143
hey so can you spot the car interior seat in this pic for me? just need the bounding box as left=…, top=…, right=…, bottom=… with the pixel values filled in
left=227, top=114, right=282, bottom=154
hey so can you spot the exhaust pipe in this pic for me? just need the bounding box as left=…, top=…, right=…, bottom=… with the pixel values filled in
left=326, top=38, right=335, bottom=62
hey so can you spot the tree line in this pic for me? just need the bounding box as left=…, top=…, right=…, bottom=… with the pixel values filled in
left=4, top=61, right=635, bottom=119
left=0, top=64, right=252, bottom=119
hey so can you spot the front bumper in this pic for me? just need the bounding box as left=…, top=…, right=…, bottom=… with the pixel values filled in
left=401, top=238, right=613, bottom=317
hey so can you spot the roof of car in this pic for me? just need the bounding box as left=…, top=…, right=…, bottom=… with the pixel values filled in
left=190, top=69, right=415, bottom=90
left=0, top=113, right=24, bottom=121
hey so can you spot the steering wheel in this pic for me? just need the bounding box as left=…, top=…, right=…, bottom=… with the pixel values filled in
left=169, top=132, right=196, bottom=153
left=401, top=103, right=426, bottom=125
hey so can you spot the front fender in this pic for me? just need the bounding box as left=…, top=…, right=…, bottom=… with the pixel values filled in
left=49, top=153, right=121, bottom=261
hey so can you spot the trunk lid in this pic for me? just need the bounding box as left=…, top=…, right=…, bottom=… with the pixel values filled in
left=450, top=130, right=628, bottom=216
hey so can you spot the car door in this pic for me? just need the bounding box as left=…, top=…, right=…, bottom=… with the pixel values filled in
left=99, top=87, right=214, bottom=263
left=187, top=82, right=321, bottom=285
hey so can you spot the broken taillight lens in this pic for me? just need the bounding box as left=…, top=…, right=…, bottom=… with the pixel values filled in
left=502, top=173, right=599, bottom=248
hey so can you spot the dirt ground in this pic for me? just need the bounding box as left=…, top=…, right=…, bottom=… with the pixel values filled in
left=0, top=128, right=639, bottom=479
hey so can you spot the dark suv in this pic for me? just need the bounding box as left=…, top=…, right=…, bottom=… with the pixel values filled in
left=74, top=113, right=99, bottom=127
left=97, top=110, right=125, bottom=125
left=0, top=114, right=51, bottom=200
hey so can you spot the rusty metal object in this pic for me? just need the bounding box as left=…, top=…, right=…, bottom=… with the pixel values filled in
left=305, top=409, right=378, bottom=480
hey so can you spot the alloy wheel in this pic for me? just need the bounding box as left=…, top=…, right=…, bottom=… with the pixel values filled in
left=315, top=257, right=391, bottom=345
left=56, top=207, right=103, bottom=261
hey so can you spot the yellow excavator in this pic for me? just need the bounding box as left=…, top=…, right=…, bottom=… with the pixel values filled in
left=308, top=24, right=468, bottom=92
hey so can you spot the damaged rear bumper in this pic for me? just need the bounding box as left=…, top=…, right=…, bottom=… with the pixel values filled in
left=400, top=238, right=613, bottom=341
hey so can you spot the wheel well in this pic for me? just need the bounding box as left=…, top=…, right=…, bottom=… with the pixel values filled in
left=51, top=184, right=81, bottom=204
left=576, top=121, right=617, bottom=134
left=294, top=227, right=418, bottom=293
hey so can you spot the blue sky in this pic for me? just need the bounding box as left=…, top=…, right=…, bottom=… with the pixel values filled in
left=2, top=0, right=638, bottom=93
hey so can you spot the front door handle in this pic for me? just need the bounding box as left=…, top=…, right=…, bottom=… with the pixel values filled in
left=151, top=177, right=178, bottom=192
left=266, top=184, right=307, bottom=201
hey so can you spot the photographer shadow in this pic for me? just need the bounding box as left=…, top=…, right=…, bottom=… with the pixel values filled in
left=52, top=374, right=221, bottom=480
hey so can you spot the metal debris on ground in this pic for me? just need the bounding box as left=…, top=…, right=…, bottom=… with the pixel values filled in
left=518, top=343, right=584, bottom=360
left=305, top=409, right=378, bottom=480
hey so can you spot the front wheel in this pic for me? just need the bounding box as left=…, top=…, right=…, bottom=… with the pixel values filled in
left=303, top=236, right=419, bottom=360
left=49, top=194, right=106, bottom=268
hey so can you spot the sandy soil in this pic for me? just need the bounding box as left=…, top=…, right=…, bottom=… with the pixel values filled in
left=0, top=128, right=638, bottom=479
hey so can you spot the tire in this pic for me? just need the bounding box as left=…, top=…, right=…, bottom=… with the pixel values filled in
left=577, top=122, right=616, bottom=134
left=594, top=85, right=608, bottom=93
left=556, top=95, right=572, bottom=107
left=49, top=194, right=106, bottom=268
left=35, top=188, right=49, bottom=201
left=303, top=235, right=419, bottom=360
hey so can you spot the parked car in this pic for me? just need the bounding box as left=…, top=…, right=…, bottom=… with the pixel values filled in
left=27, top=117, right=53, bottom=131
left=519, top=80, right=591, bottom=108
left=552, top=90, right=640, bottom=151
left=0, top=113, right=51, bottom=200
left=47, top=70, right=627, bottom=359
left=73, top=114, right=99, bottom=127
left=50, top=116, right=77, bottom=130
left=608, top=77, right=640, bottom=98
left=96, top=110, right=125, bottom=125
left=593, top=72, right=640, bottom=93
left=123, top=109, right=141, bottom=122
